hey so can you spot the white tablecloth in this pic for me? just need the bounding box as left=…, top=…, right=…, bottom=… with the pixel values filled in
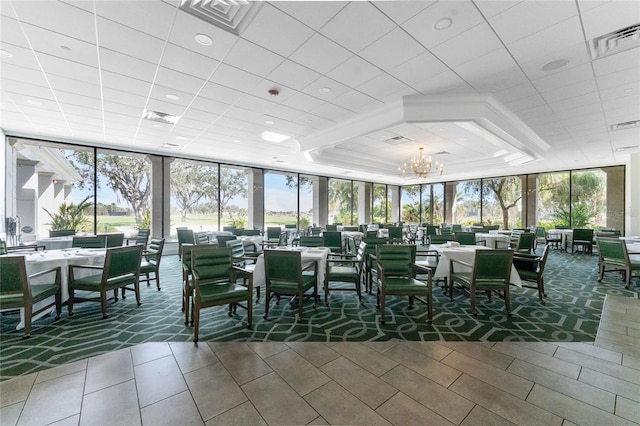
left=2, top=248, right=106, bottom=329
left=474, top=233, right=511, bottom=248
left=36, top=236, right=74, bottom=250
left=547, top=229, right=574, bottom=250
left=417, top=244, right=521, bottom=287
left=252, top=247, right=330, bottom=288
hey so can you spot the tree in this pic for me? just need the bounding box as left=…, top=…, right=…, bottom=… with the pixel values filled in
left=69, top=151, right=151, bottom=223
left=482, top=177, right=522, bottom=230
left=329, top=181, right=353, bottom=224
left=215, top=168, right=248, bottom=221
left=171, top=162, right=215, bottom=222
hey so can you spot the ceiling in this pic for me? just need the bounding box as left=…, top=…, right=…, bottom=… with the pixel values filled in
left=1, top=0, right=639, bottom=185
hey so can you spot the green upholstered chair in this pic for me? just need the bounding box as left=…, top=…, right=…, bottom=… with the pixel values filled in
left=545, top=230, right=562, bottom=250
left=242, top=229, right=261, bottom=236
left=343, top=226, right=358, bottom=231
left=189, top=245, right=252, bottom=342
left=322, top=231, right=342, bottom=254
left=176, top=228, right=195, bottom=259
left=102, top=233, right=124, bottom=248
left=513, top=244, right=550, bottom=304
left=216, top=234, right=237, bottom=247
left=68, top=245, right=144, bottom=319
left=0, top=240, right=44, bottom=254
left=263, top=249, right=317, bottom=322
left=454, top=232, right=477, bottom=246
left=139, top=237, right=165, bottom=291
left=571, top=228, right=594, bottom=255
left=429, top=233, right=454, bottom=244
left=299, top=236, right=324, bottom=247
left=375, top=244, right=432, bottom=325
left=0, top=256, right=62, bottom=338
left=451, top=224, right=462, bottom=233
left=181, top=244, right=194, bottom=323
left=194, top=232, right=210, bottom=245
left=362, top=237, right=388, bottom=293
left=597, top=238, right=640, bottom=289
left=49, top=229, right=75, bottom=237
left=325, top=224, right=338, bottom=232
left=450, top=249, right=514, bottom=316
left=324, top=241, right=367, bottom=306
left=502, top=232, right=535, bottom=254
left=226, top=239, right=260, bottom=303
left=72, top=235, right=107, bottom=248
left=125, top=228, right=150, bottom=248
left=387, top=226, right=403, bottom=244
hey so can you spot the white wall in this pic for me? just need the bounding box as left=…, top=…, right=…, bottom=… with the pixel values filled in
left=627, top=152, right=640, bottom=236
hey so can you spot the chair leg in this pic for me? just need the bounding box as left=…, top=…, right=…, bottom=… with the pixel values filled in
left=68, top=287, right=75, bottom=316
left=427, top=290, right=433, bottom=324
left=184, top=282, right=191, bottom=326
left=193, top=304, right=200, bottom=343
left=379, top=288, right=386, bottom=324
left=55, top=291, right=62, bottom=320
left=247, top=295, right=253, bottom=329
left=255, top=286, right=260, bottom=304
left=263, top=290, right=270, bottom=320
left=470, top=287, right=477, bottom=315
left=134, top=281, right=141, bottom=306
left=155, top=271, right=161, bottom=291
left=324, top=278, right=329, bottom=307
left=23, top=303, right=32, bottom=338
left=297, top=289, right=304, bottom=322
left=504, top=286, right=511, bottom=316
left=101, top=289, right=109, bottom=319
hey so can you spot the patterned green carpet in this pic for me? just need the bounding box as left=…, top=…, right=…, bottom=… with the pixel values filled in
left=1, top=248, right=638, bottom=380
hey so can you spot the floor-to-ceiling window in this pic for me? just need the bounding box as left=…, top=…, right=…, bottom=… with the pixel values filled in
left=328, top=178, right=353, bottom=225
left=299, top=174, right=314, bottom=230
left=537, top=171, right=570, bottom=228
left=401, top=185, right=420, bottom=224
left=570, top=168, right=607, bottom=228
left=169, top=158, right=217, bottom=236
left=372, top=183, right=387, bottom=224
left=219, top=165, right=249, bottom=229
left=264, top=170, right=298, bottom=227
left=432, top=183, right=445, bottom=225
left=452, top=179, right=481, bottom=225
left=482, top=176, right=522, bottom=229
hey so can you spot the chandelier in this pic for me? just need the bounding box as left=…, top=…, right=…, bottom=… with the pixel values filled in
left=398, top=147, right=444, bottom=178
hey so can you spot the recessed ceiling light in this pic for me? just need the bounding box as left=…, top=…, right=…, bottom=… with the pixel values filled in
left=624, top=88, right=634, bottom=94
left=46, top=127, right=59, bottom=131
left=175, top=136, right=188, bottom=140
left=319, top=87, right=332, bottom=94
left=143, top=109, right=180, bottom=125
left=166, top=94, right=179, bottom=100
left=195, top=33, right=212, bottom=46
left=541, top=58, right=570, bottom=72
left=234, top=139, right=241, bottom=143
left=60, top=45, right=71, bottom=52
left=307, top=119, right=313, bottom=123
left=260, top=131, right=290, bottom=143
left=265, top=120, right=274, bottom=125
left=26, top=100, right=42, bottom=106
left=0, top=49, right=13, bottom=58
left=152, top=124, right=163, bottom=128
left=433, top=17, right=453, bottom=31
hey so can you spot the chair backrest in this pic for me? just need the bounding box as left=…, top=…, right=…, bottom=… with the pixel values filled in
left=194, top=232, right=210, bottom=245
left=191, top=246, right=233, bottom=283
left=486, top=225, right=500, bottom=231
left=343, top=226, right=358, bottom=232
left=242, top=229, right=261, bottom=236
left=232, top=228, right=245, bottom=236
left=429, top=233, right=454, bottom=244
left=136, top=229, right=150, bottom=246
left=515, top=232, right=535, bottom=253
left=0, top=256, right=30, bottom=304
left=323, top=231, right=342, bottom=250
left=226, top=239, right=246, bottom=264
left=345, top=237, right=357, bottom=257
left=326, top=224, right=338, bottom=232
left=556, top=225, right=571, bottom=229
left=366, top=230, right=379, bottom=238
left=177, top=228, right=195, bottom=245
left=264, top=250, right=303, bottom=285
left=310, top=227, right=323, bottom=236
left=363, top=237, right=387, bottom=258
left=595, top=230, right=621, bottom=239
left=72, top=235, right=107, bottom=248
left=266, top=227, right=282, bottom=240
left=597, top=238, right=627, bottom=263
left=535, top=226, right=546, bottom=238
left=285, top=224, right=297, bottom=229
left=278, top=231, right=287, bottom=246
left=537, top=244, right=551, bottom=276
left=103, top=245, right=143, bottom=281
left=473, top=249, right=513, bottom=281
left=216, top=235, right=237, bottom=247
left=387, top=226, right=403, bottom=239
left=49, top=229, right=76, bottom=237
left=454, top=232, right=476, bottom=245
left=573, top=228, right=594, bottom=241
left=181, top=244, right=194, bottom=273
left=146, top=237, right=165, bottom=266
left=451, top=224, right=462, bottom=232
left=101, top=233, right=124, bottom=248
left=376, top=244, right=416, bottom=277
left=0, top=239, right=7, bottom=255
left=355, top=241, right=367, bottom=269
left=425, top=225, right=438, bottom=236
left=222, top=226, right=236, bottom=233
left=299, top=236, right=324, bottom=247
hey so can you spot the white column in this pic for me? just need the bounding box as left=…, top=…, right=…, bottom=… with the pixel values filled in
left=627, top=153, right=640, bottom=236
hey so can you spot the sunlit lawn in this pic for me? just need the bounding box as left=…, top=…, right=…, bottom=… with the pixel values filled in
left=96, top=213, right=300, bottom=231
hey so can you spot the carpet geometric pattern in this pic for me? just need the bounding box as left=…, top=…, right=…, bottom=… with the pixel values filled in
left=1, top=247, right=638, bottom=381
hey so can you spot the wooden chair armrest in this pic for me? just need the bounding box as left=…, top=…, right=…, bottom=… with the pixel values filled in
left=449, top=258, right=472, bottom=270
left=69, top=264, right=103, bottom=271
left=29, top=266, right=61, bottom=281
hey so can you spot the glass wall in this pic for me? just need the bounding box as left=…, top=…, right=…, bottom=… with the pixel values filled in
left=481, top=176, right=522, bottom=229
left=401, top=185, right=420, bottom=224
left=432, top=183, right=445, bottom=225
left=264, top=171, right=298, bottom=227
left=219, top=165, right=249, bottom=229
left=299, top=174, right=314, bottom=230
left=372, top=183, right=387, bottom=224
left=169, top=158, right=218, bottom=236
left=570, top=168, right=606, bottom=228
left=452, top=180, right=481, bottom=225
left=537, top=171, right=570, bottom=228
left=328, top=178, right=353, bottom=225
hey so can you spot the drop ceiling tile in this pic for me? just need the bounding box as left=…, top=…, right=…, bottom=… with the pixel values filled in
left=95, top=0, right=177, bottom=39
left=281, top=91, right=325, bottom=113
left=61, top=105, right=102, bottom=120
left=37, top=53, right=100, bottom=85
left=188, top=98, right=232, bottom=116
left=0, top=16, right=31, bottom=50
left=403, top=1, right=484, bottom=49
left=326, top=55, right=382, bottom=88
left=155, top=66, right=206, bottom=95
left=432, top=23, right=503, bottom=68
left=474, top=0, right=522, bottom=19
left=271, top=1, right=347, bottom=31
left=97, top=17, right=165, bottom=64
left=580, top=0, right=640, bottom=40
left=289, top=33, right=352, bottom=74
left=234, top=94, right=278, bottom=115
left=311, top=102, right=353, bottom=122
left=531, top=63, right=594, bottom=92
left=149, top=85, right=195, bottom=107
left=47, top=75, right=101, bottom=98
left=373, top=1, right=435, bottom=25
left=222, top=106, right=262, bottom=123
left=595, top=68, right=639, bottom=91
left=267, top=60, right=321, bottom=91
left=488, top=0, right=578, bottom=45
left=160, top=43, right=220, bottom=80
left=540, top=79, right=598, bottom=104
left=22, top=23, right=98, bottom=68
left=145, top=99, right=185, bottom=117
left=302, top=75, right=350, bottom=101
left=2, top=78, right=55, bottom=100
left=167, top=9, right=238, bottom=62
left=224, top=38, right=284, bottom=78
left=99, top=48, right=157, bottom=82
left=331, top=90, right=380, bottom=112
left=506, top=94, right=547, bottom=113
left=0, top=62, right=49, bottom=87
left=101, top=70, right=151, bottom=97
left=102, top=87, right=147, bottom=107
left=593, top=47, right=640, bottom=77
left=320, top=2, right=396, bottom=53
left=599, top=83, right=639, bottom=102
left=103, top=101, right=141, bottom=117
left=388, top=51, right=448, bottom=87
left=248, top=80, right=296, bottom=104
left=243, top=3, right=314, bottom=57
left=11, top=0, right=96, bottom=43
left=415, top=70, right=473, bottom=96
left=454, top=48, right=517, bottom=86
left=54, top=91, right=101, bottom=110
left=208, top=63, right=263, bottom=93
left=198, top=81, right=243, bottom=105
left=179, top=108, right=221, bottom=124
left=357, top=72, right=415, bottom=102
left=0, top=42, right=41, bottom=71
left=359, top=27, right=425, bottom=71
left=268, top=103, right=306, bottom=122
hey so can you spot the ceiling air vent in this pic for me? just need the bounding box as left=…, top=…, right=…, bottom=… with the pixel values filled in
left=384, top=136, right=411, bottom=145
left=143, top=110, right=180, bottom=125
left=610, top=120, right=640, bottom=131
left=179, top=0, right=263, bottom=36
left=433, top=151, right=450, bottom=155
left=162, top=143, right=181, bottom=150
left=614, top=145, right=639, bottom=152
left=590, top=24, right=640, bottom=60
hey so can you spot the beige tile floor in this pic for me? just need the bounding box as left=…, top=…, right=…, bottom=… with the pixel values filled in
left=1, top=295, right=638, bottom=426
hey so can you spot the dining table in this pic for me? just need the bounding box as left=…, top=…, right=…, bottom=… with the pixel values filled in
left=35, top=236, right=75, bottom=250
left=546, top=229, right=574, bottom=250
left=251, top=246, right=330, bottom=289
left=2, top=248, right=107, bottom=329
left=474, top=232, right=511, bottom=248
left=416, top=243, right=522, bottom=287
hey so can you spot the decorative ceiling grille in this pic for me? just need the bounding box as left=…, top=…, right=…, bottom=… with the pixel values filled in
left=179, top=0, right=263, bottom=36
